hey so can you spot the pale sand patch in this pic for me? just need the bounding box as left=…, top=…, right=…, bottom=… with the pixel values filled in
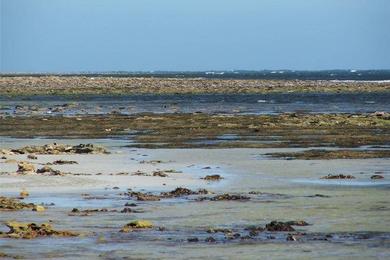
left=1, top=146, right=389, bottom=193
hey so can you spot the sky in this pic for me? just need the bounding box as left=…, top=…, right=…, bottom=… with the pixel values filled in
left=1, top=0, right=390, bottom=72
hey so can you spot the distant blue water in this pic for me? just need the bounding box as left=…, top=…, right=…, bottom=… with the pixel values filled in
left=2, top=70, right=390, bottom=80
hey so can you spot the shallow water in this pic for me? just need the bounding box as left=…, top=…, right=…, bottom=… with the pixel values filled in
left=1, top=93, right=390, bottom=116
left=1, top=139, right=389, bottom=259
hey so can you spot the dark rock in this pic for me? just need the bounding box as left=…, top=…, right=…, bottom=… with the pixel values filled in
left=52, top=160, right=78, bottom=165
left=371, top=174, right=384, bottom=179
left=201, top=174, right=223, bottom=181
left=161, top=187, right=210, bottom=197
left=320, top=174, right=355, bottom=179
left=36, top=166, right=63, bottom=176
left=205, top=236, right=216, bottom=243
left=285, top=220, right=309, bottom=226
left=265, top=221, right=295, bottom=232
left=187, top=237, right=199, bottom=242
left=199, top=194, right=250, bottom=201
left=27, top=154, right=37, bottom=160
left=153, top=171, right=168, bottom=177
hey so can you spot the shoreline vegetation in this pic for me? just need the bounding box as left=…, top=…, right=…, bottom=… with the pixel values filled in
left=1, top=76, right=390, bottom=95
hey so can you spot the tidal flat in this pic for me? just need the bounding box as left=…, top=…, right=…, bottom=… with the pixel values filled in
left=0, top=78, right=389, bottom=259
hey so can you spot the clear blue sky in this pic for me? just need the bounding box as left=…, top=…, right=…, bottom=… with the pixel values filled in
left=1, top=0, right=390, bottom=72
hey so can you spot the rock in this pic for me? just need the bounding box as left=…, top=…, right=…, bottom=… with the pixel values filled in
left=32, top=205, right=45, bottom=212
left=127, top=188, right=211, bottom=201
left=198, top=194, right=250, bottom=201
left=245, top=225, right=265, bottom=235
left=19, top=190, right=29, bottom=198
left=207, top=228, right=232, bottom=234
left=10, top=143, right=109, bottom=155
left=152, top=171, right=168, bottom=177
left=68, top=208, right=118, bottom=216
left=0, top=221, right=79, bottom=239
left=201, top=174, right=223, bottom=181
left=120, top=220, right=153, bottom=232
left=36, top=166, right=63, bottom=175
left=285, top=220, right=309, bottom=226
left=320, top=174, right=355, bottom=179
left=374, top=111, right=390, bottom=119
left=286, top=234, right=298, bottom=241
left=371, top=174, right=384, bottom=179
left=307, top=194, right=331, bottom=198
left=120, top=208, right=133, bottom=213
left=161, top=187, right=195, bottom=197
left=124, top=202, right=137, bottom=207
left=132, top=171, right=149, bottom=176
left=161, top=187, right=211, bottom=197
left=205, top=236, right=216, bottom=243
left=27, top=154, right=37, bottom=160
left=0, top=196, right=36, bottom=210
left=17, top=161, right=35, bottom=174
left=265, top=221, right=295, bottom=232
left=187, top=237, right=199, bottom=242
left=132, top=192, right=161, bottom=201
left=51, top=160, right=78, bottom=165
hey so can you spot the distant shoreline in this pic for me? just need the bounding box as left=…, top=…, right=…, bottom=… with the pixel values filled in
left=1, top=69, right=390, bottom=81
left=1, top=76, right=389, bottom=95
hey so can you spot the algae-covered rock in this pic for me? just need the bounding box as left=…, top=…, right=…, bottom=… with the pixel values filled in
left=120, top=220, right=153, bottom=232
left=19, top=190, right=29, bottom=198
left=32, top=205, right=45, bottom=212
left=16, top=161, right=35, bottom=174
left=0, top=196, right=35, bottom=210
left=8, top=143, right=109, bottom=155
left=1, top=221, right=79, bottom=239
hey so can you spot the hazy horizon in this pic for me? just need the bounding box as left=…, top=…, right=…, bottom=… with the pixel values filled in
left=1, top=0, right=390, bottom=73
